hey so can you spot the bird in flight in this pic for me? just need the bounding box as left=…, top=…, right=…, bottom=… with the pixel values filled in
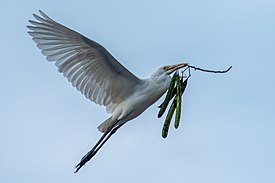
left=27, top=10, right=187, bottom=172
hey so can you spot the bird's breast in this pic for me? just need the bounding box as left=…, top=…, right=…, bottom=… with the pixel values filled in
left=111, top=79, right=169, bottom=123
left=130, top=80, right=168, bottom=110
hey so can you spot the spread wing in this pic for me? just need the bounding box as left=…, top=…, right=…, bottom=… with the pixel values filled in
left=27, top=10, right=141, bottom=113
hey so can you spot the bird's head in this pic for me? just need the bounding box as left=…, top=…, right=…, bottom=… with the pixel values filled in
left=150, top=63, right=188, bottom=83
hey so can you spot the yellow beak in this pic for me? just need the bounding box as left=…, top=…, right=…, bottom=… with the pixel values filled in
left=165, top=63, right=188, bottom=73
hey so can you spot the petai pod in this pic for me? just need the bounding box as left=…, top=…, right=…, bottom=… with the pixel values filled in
left=158, top=72, right=179, bottom=118
left=174, top=75, right=182, bottom=129
left=158, top=87, right=177, bottom=108
left=174, top=77, right=188, bottom=129
left=162, top=100, right=176, bottom=138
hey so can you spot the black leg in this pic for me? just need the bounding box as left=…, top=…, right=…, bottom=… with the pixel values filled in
left=74, top=123, right=125, bottom=173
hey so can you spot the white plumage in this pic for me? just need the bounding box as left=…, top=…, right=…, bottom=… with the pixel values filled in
left=27, top=10, right=187, bottom=171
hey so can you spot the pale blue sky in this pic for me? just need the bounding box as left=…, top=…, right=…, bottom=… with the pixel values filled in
left=1, top=0, right=275, bottom=182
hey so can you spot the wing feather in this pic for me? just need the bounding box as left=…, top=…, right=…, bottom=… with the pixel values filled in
left=28, top=10, right=141, bottom=112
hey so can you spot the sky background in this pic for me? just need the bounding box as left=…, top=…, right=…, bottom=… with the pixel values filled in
left=1, top=0, right=275, bottom=182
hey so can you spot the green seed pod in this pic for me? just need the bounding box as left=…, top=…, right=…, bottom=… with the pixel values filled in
left=174, top=77, right=188, bottom=129
left=162, top=100, right=176, bottom=138
left=174, top=76, right=182, bottom=129
left=180, top=77, right=188, bottom=94
left=158, top=86, right=177, bottom=109
left=158, top=72, right=179, bottom=118
left=161, top=75, right=189, bottom=137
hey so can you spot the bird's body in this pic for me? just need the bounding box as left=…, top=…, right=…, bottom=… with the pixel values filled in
left=99, top=74, right=171, bottom=132
left=27, top=10, right=187, bottom=172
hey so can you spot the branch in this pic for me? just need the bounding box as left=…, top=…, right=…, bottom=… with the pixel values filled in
left=188, top=65, right=232, bottom=74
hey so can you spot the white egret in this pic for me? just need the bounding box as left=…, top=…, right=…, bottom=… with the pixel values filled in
left=27, top=10, right=188, bottom=172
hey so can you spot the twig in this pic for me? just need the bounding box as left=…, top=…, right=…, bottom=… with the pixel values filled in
left=188, top=65, right=232, bottom=74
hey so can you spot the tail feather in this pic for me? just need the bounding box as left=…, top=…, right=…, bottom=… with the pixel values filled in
left=97, top=117, right=113, bottom=133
